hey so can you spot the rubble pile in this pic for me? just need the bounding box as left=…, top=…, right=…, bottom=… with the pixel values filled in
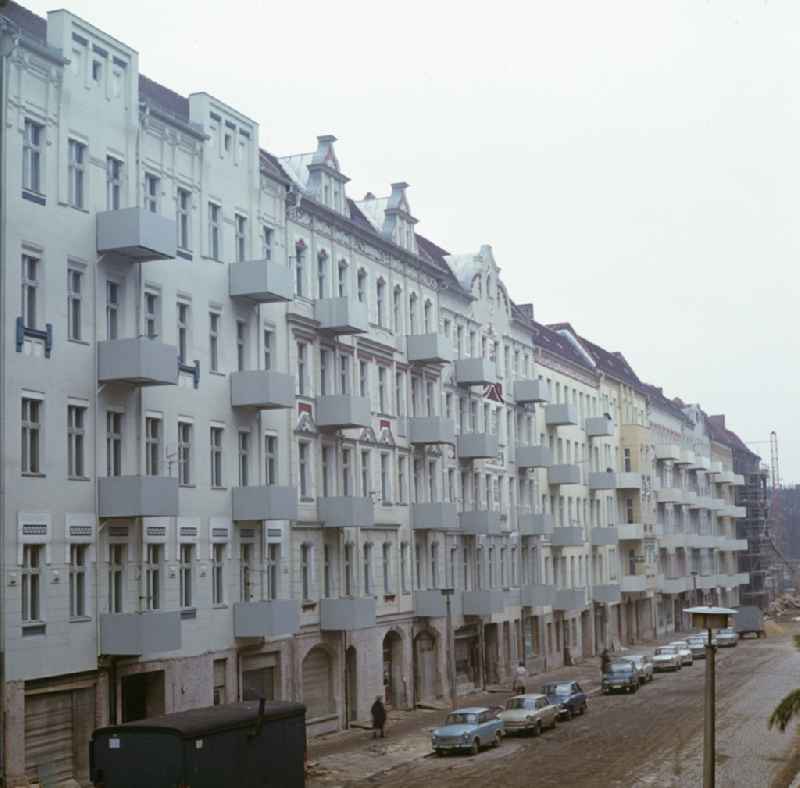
left=766, top=592, right=800, bottom=618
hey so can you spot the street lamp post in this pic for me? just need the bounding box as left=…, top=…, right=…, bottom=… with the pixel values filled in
left=684, top=606, right=736, bottom=788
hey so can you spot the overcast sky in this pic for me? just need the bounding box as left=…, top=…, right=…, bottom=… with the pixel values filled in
left=23, top=0, right=800, bottom=480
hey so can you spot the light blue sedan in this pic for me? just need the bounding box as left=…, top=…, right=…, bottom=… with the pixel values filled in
left=431, top=706, right=504, bottom=756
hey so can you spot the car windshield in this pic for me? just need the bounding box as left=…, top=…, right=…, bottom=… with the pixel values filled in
left=506, top=698, right=535, bottom=711
left=626, top=656, right=643, bottom=665
left=655, top=647, right=677, bottom=655
left=445, top=713, right=477, bottom=726
left=719, top=628, right=735, bottom=634
left=609, top=663, right=632, bottom=674
left=670, top=643, right=687, bottom=649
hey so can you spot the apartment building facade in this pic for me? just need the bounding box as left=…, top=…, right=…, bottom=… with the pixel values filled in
left=0, top=3, right=752, bottom=785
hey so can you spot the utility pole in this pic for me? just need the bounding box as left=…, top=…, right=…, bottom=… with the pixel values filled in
left=704, top=623, right=716, bottom=788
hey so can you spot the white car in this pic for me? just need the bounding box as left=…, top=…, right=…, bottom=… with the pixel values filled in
left=653, top=645, right=682, bottom=672
left=497, top=693, right=560, bottom=736
left=669, top=640, right=694, bottom=666
left=715, top=627, right=739, bottom=648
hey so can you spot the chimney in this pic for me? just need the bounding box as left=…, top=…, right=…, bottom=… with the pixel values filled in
left=517, top=303, right=534, bottom=321
left=363, top=191, right=375, bottom=200
left=709, top=414, right=726, bottom=430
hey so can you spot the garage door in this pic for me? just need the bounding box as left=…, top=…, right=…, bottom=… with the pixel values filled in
left=302, top=647, right=334, bottom=720
left=25, top=691, right=74, bottom=784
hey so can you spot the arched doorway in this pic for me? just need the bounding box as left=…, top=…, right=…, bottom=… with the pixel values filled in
left=382, top=631, right=404, bottom=708
left=345, top=646, right=358, bottom=724
left=414, top=631, right=437, bottom=703
left=302, top=647, right=334, bottom=722
left=484, top=624, right=499, bottom=684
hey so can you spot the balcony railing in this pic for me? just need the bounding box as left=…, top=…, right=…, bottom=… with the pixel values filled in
left=233, top=600, right=299, bottom=638
left=406, top=333, right=453, bottom=365
left=457, top=433, right=499, bottom=460
left=518, top=511, right=553, bottom=537
left=409, top=417, right=456, bottom=445
left=544, top=403, right=579, bottom=427
left=318, top=497, right=375, bottom=528
left=459, top=510, right=502, bottom=535
left=320, top=597, right=376, bottom=630
left=590, top=526, right=618, bottom=546
left=99, top=611, right=181, bottom=655
left=229, top=260, right=292, bottom=303
left=98, top=338, right=178, bottom=386
left=513, top=379, right=550, bottom=404
left=592, top=583, right=621, bottom=603
left=314, top=297, right=369, bottom=334
left=96, top=207, right=177, bottom=262
left=230, top=370, right=294, bottom=410
left=413, top=589, right=463, bottom=618
left=520, top=584, right=556, bottom=608
left=316, top=395, right=371, bottom=429
left=553, top=587, right=586, bottom=610
left=232, top=486, right=298, bottom=521
left=454, top=357, right=496, bottom=386
left=547, top=464, right=581, bottom=486
left=411, top=502, right=459, bottom=531
left=462, top=589, right=505, bottom=617
left=98, top=476, right=179, bottom=518
left=515, top=445, right=552, bottom=469
left=550, top=526, right=584, bottom=548
left=585, top=416, right=614, bottom=438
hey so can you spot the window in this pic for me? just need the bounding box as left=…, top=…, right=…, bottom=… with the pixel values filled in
left=106, top=411, right=122, bottom=476
left=67, top=405, right=86, bottom=478
left=380, top=453, right=390, bottom=501
left=21, top=397, right=41, bottom=475
left=262, top=226, right=273, bottom=260
left=298, top=441, right=310, bottom=497
left=177, top=302, right=190, bottom=363
left=339, top=353, right=350, bottom=395
left=179, top=544, right=194, bottom=608
left=359, top=361, right=368, bottom=397
left=382, top=543, right=392, bottom=593
left=144, top=290, right=159, bottom=338
left=409, top=294, right=418, bottom=333
left=378, top=367, right=387, bottom=412
left=301, top=544, right=312, bottom=600
left=210, top=427, right=223, bottom=487
left=295, top=243, right=305, bottom=296
left=361, top=450, right=371, bottom=497
left=338, top=261, right=347, bottom=296
left=357, top=269, right=367, bottom=303
left=265, top=435, right=277, bottom=484
left=104, top=156, right=123, bottom=211
left=145, top=544, right=162, bottom=610
left=235, top=214, right=247, bottom=262
left=145, top=417, right=161, bottom=475
left=23, top=119, right=43, bottom=194
left=263, top=329, right=273, bottom=370
left=396, top=372, right=405, bottom=418
left=321, top=445, right=333, bottom=496
left=177, top=188, right=191, bottom=250
left=397, top=456, right=406, bottom=504
left=21, top=545, right=42, bottom=622
left=108, top=544, right=125, bottom=613
left=92, top=57, right=103, bottom=83
left=238, top=432, right=249, bottom=487
left=376, top=279, right=386, bottom=326
left=212, top=544, right=225, bottom=605
left=144, top=173, right=159, bottom=213
left=320, top=349, right=330, bottom=396
left=236, top=320, right=247, bottom=371
left=400, top=543, right=409, bottom=594
left=21, top=254, right=39, bottom=330
left=339, top=447, right=352, bottom=496
left=431, top=543, right=439, bottom=588
left=297, top=342, right=307, bottom=396
left=323, top=544, right=332, bottom=597
left=262, top=543, right=278, bottom=600
left=363, top=543, right=373, bottom=595
left=208, top=203, right=221, bottom=259
left=423, top=300, right=432, bottom=333
left=209, top=312, right=220, bottom=372
left=67, top=544, right=88, bottom=618
left=393, top=286, right=402, bottom=332
left=68, top=139, right=86, bottom=209
left=240, top=543, right=253, bottom=601
left=67, top=268, right=83, bottom=341
left=344, top=543, right=354, bottom=596
left=178, top=421, right=193, bottom=485
left=106, top=281, right=120, bottom=340
left=317, top=252, right=327, bottom=298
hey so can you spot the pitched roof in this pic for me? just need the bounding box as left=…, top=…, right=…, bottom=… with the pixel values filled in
left=138, top=74, right=190, bottom=120
left=3, top=1, right=46, bottom=40
left=707, top=414, right=759, bottom=460
left=531, top=321, right=595, bottom=374
left=640, top=383, right=695, bottom=426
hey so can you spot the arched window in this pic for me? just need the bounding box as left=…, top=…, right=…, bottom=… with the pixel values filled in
left=338, top=260, right=348, bottom=297
left=393, top=286, right=402, bottom=333
left=357, top=269, right=367, bottom=304
left=486, top=275, right=492, bottom=298
left=376, top=279, right=386, bottom=327
left=408, top=293, right=418, bottom=334
left=423, top=300, right=432, bottom=333
left=294, top=241, right=306, bottom=297
left=317, top=251, right=328, bottom=299
left=474, top=275, right=482, bottom=297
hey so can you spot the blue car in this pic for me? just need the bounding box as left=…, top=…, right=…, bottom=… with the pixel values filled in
left=431, top=706, right=504, bottom=756
left=541, top=681, right=588, bottom=719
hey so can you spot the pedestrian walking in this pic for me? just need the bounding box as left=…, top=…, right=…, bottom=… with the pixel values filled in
left=371, top=695, right=387, bottom=739
left=513, top=661, right=528, bottom=695
left=601, top=647, right=612, bottom=677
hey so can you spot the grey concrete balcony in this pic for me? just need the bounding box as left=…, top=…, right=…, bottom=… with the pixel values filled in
left=413, top=589, right=463, bottom=618
left=547, top=464, right=581, bottom=486
left=544, top=403, right=579, bottom=427
left=616, top=472, right=643, bottom=490
left=518, top=511, right=553, bottom=537
left=684, top=491, right=700, bottom=508
left=655, top=444, right=682, bottom=461
left=714, top=470, right=738, bottom=486
left=98, top=476, right=179, bottom=518
left=728, top=538, right=748, bottom=551
left=513, top=379, right=550, bottom=404
left=656, top=487, right=683, bottom=504
left=409, top=416, right=456, bottom=445
left=314, top=297, right=369, bottom=335
left=320, top=597, right=376, bottom=631
left=592, top=583, right=621, bottom=604
left=97, top=338, right=178, bottom=387
left=620, top=575, right=648, bottom=593
left=520, top=584, right=556, bottom=608
left=585, top=416, right=614, bottom=438
left=659, top=576, right=689, bottom=594
left=318, top=497, right=375, bottom=528
left=411, top=502, right=460, bottom=531
left=454, top=357, right=496, bottom=386
left=590, top=526, right=618, bottom=546
left=96, top=207, right=177, bottom=262
left=462, top=589, right=505, bottom=617
left=588, top=472, right=616, bottom=491
left=617, top=523, right=644, bottom=540
left=230, top=370, right=294, bottom=410
left=233, top=599, right=299, bottom=638
left=406, top=333, right=453, bottom=364
left=720, top=505, right=747, bottom=519
left=316, top=395, right=371, bottom=429
left=229, top=260, right=292, bottom=303
left=232, top=486, right=298, bottom=521
left=99, top=611, right=181, bottom=655
left=732, top=474, right=746, bottom=487
left=553, top=587, right=586, bottom=610
left=457, top=433, right=499, bottom=460
left=678, top=449, right=695, bottom=466
left=515, top=445, right=552, bottom=469
left=459, top=510, right=502, bottom=535
left=550, top=526, right=585, bottom=547
left=708, top=498, right=725, bottom=512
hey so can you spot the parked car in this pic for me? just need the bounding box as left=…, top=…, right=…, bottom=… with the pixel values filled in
left=715, top=627, right=739, bottom=648
left=497, top=693, right=560, bottom=736
left=541, top=681, right=588, bottom=719
left=602, top=661, right=641, bottom=694
left=652, top=645, right=682, bottom=672
left=431, top=707, right=504, bottom=756
left=669, top=640, right=694, bottom=666
left=687, top=636, right=708, bottom=659
left=621, top=654, right=654, bottom=684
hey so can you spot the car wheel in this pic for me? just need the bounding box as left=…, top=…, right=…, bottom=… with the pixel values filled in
left=551, top=715, right=559, bottom=729
left=494, top=731, right=502, bottom=748
left=470, top=739, right=480, bottom=756
left=535, top=721, right=543, bottom=737
left=579, top=703, right=587, bottom=715
left=566, top=707, right=574, bottom=721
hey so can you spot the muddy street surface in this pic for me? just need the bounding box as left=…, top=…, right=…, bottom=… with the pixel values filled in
left=328, top=628, right=800, bottom=788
